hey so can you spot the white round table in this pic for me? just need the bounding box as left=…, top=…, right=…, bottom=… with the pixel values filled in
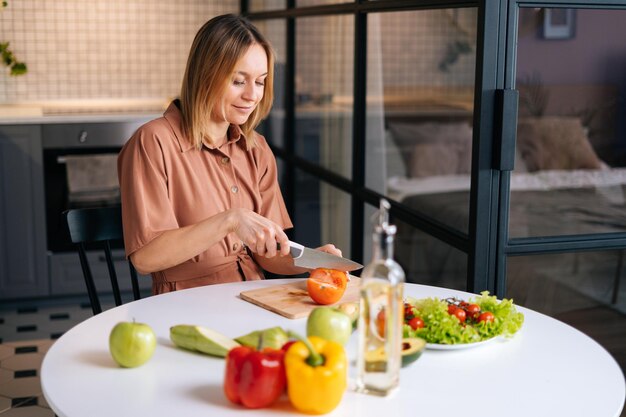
left=41, top=279, right=626, bottom=417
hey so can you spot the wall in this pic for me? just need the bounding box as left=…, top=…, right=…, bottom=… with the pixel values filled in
left=516, top=8, right=626, bottom=163
left=0, top=0, right=237, bottom=107
left=517, top=8, right=626, bottom=85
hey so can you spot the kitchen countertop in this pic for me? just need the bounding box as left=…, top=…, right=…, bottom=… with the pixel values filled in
left=0, top=99, right=167, bottom=125
left=0, top=113, right=162, bottom=125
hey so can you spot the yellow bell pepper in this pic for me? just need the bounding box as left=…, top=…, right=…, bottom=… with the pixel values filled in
left=284, top=335, right=347, bottom=415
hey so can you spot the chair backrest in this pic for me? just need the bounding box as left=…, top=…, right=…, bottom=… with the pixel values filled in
left=64, top=206, right=141, bottom=315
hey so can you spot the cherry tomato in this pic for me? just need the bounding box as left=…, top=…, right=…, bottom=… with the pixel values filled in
left=306, top=268, right=348, bottom=305
left=404, top=304, right=416, bottom=320
left=478, top=311, right=495, bottom=323
left=447, top=304, right=458, bottom=315
left=408, top=316, right=424, bottom=330
left=465, top=304, right=481, bottom=320
left=453, top=308, right=466, bottom=323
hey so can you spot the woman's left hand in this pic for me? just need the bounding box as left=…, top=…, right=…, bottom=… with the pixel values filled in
left=315, top=244, right=342, bottom=257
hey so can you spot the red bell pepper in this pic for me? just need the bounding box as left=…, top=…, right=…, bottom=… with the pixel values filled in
left=223, top=345, right=286, bottom=409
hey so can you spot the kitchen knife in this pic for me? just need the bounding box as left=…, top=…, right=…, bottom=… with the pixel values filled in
left=284, top=241, right=363, bottom=272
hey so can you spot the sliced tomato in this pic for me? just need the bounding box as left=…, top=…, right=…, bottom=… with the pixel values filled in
left=306, top=268, right=348, bottom=305
left=376, top=308, right=386, bottom=337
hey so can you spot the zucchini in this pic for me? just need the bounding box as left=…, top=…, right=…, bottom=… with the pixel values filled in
left=170, top=324, right=240, bottom=357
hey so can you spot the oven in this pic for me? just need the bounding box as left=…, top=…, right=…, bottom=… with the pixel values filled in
left=42, top=119, right=153, bottom=295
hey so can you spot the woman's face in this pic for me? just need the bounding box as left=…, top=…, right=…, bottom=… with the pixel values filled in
left=215, top=43, right=268, bottom=126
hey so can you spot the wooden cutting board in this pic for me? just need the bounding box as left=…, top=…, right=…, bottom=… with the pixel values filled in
left=240, top=278, right=360, bottom=319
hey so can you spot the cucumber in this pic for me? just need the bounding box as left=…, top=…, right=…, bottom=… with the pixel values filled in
left=170, top=325, right=240, bottom=357
left=401, top=337, right=426, bottom=367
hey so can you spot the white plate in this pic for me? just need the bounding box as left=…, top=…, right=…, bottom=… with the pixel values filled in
left=426, top=337, right=497, bottom=350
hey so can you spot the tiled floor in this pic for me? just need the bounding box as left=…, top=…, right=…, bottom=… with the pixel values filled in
left=0, top=339, right=55, bottom=416
left=0, top=302, right=112, bottom=416
left=0, top=304, right=94, bottom=343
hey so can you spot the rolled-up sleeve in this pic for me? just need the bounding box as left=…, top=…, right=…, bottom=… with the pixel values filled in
left=118, top=120, right=179, bottom=256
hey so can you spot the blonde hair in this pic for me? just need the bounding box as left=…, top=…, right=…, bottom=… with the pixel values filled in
left=180, top=14, right=275, bottom=149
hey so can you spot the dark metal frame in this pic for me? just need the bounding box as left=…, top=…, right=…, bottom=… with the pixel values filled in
left=242, top=0, right=626, bottom=298
left=495, top=0, right=626, bottom=297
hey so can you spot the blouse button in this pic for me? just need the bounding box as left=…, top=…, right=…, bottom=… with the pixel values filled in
left=221, top=156, right=230, bottom=165
left=231, top=185, right=239, bottom=193
left=232, top=243, right=239, bottom=251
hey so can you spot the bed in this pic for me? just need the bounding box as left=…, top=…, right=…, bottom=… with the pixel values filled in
left=385, top=116, right=626, bottom=315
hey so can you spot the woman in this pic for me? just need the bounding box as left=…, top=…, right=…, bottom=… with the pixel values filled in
left=118, top=14, right=340, bottom=294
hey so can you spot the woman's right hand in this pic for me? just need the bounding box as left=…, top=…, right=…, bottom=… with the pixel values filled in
left=228, top=208, right=290, bottom=258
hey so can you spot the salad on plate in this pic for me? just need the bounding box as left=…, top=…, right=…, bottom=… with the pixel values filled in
left=402, top=291, right=524, bottom=348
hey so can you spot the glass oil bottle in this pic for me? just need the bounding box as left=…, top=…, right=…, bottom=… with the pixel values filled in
left=356, top=199, right=405, bottom=396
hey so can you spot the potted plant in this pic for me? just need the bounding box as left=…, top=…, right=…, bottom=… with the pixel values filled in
left=1, top=1, right=27, bottom=76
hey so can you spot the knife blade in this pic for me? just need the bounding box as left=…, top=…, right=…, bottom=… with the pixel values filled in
left=285, top=241, right=363, bottom=272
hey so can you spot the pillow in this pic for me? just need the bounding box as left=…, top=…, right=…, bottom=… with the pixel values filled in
left=516, top=116, right=603, bottom=172
left=388, top=122, right=473, bottom=178
left=384, top=129, right=408, bottom=178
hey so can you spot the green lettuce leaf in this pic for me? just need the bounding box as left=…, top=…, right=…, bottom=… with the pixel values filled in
left=403, top=292, right=524, bottom=344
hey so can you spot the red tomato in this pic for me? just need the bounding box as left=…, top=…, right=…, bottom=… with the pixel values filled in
left=447, top=304, right=458, bottom=315
left=404, top=304, right=416, bottom=320
left=408, top=316, right=424, bottom=330
left=306, top=268, right=348, bottom=305
left=465, top=304, right=481, bottom=320
left=453, top=308, right=466, bottom=323
left=478, top=311, right=495, bottom=323
left=376, top=308, right=386, bottom=336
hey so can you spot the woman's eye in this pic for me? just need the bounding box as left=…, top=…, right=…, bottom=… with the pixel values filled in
left=233, top=80, right=245, bottom=86
left=255, top=81, right=265, bottom=87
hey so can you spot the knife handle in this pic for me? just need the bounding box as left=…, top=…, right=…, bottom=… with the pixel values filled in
left=277, top=240, right=304, bottom=259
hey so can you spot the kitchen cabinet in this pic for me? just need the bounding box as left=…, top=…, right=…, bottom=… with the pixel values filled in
left=0, top=124, right=49, bottom=299
left=0, top=120, right=152, bottom=301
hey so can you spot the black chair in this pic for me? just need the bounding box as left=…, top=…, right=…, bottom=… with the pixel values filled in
left=64, top=206, right=141, bottom=315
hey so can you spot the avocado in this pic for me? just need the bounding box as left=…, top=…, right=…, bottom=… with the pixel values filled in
left=401, top=337, right=426, bottom=367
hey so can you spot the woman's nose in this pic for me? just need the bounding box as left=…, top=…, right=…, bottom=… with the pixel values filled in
left=242, top=84, right=258, bottom=102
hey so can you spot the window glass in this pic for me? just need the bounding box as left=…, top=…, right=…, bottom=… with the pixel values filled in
left=295, top=15, right=354, bottom=179
left=365, top=9, right=477, bottom=233
left=249, top=0, right=286, bottom=13
left=506, top=251, right=625, bottom=368
left=511, top=8, right=626, bottom=238
left=297, top=0, right=352, bottom=6
left=392, top=218, right=467, bottom=291
left=293, top=168, right=352, bottom=258
left=255, top=19, right=287, bottom=149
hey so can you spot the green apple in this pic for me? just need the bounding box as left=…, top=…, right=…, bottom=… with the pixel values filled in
left=109, top=321, right=157, bottom=368
left=336, top=302, right=359, bottom=330
left=307, top=306, right=352, bottom=346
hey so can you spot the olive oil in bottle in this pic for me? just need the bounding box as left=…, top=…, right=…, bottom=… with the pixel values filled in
left=356, top=199, right=405, bottom=396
